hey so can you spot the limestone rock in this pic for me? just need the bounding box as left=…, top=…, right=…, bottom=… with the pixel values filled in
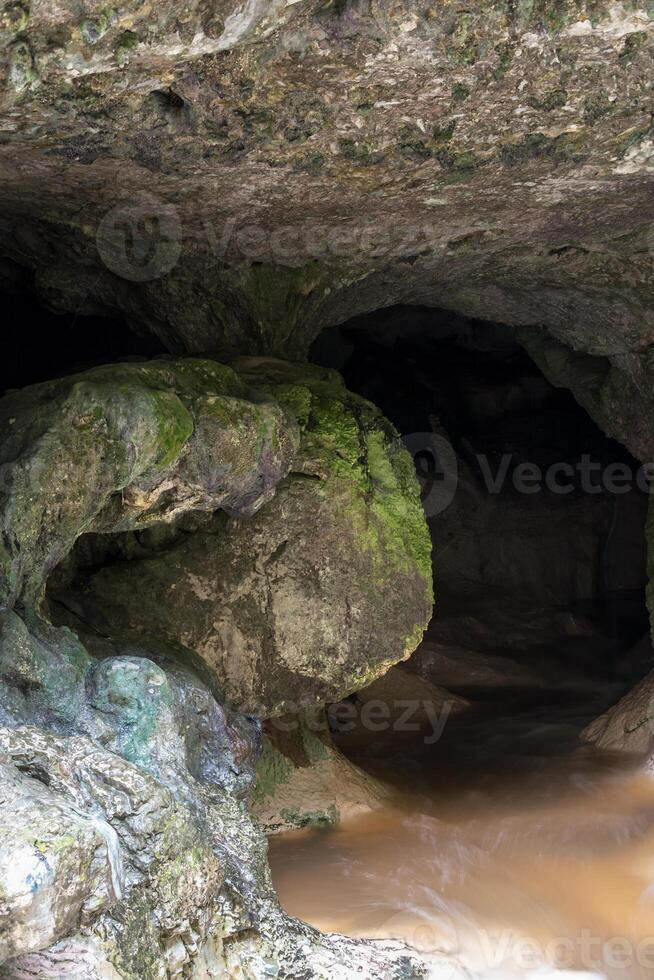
left=252, top=709, right=393, bottom=834
left=58, top=360, right=433, bottom=715
left=0, top=1, right=653, bottom=402
left=0, top=724, right=433, bottom=979
left=0, top=359, right=298, bottom=608
left=582, top=655, right=654, bottom=754
left=0, top=758, right=120, bottom=963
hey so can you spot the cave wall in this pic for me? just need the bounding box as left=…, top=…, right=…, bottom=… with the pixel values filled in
left=1, top=0, right=654, bottom=975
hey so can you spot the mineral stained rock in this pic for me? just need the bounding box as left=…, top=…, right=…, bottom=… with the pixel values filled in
left=0, top=358, right=298, bottom=608
left=0, top=353, right=436, bottom=977
left=57, top=359, right=433, bottom=715
left=0, top=721, right=433, bottom=978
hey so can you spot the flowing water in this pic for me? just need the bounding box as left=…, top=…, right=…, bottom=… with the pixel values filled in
left=268, top=685, right=654, bottom=980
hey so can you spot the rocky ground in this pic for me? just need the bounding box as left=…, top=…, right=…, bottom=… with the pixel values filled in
left=0, top=357, right=435, bottom=977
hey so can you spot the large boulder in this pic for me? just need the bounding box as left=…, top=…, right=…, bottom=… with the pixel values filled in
left=57, top=360, right=433, bottom=715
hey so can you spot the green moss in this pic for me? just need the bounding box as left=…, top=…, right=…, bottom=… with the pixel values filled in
left=252, top=737, right=294, bottom=802
left=397, top=125, right=433, bottom=160
left=450, top=12, right=479, bottom=66
left=235, top=361, right=433, bottom=597
left=620, top=30, right=648, bottom=64
left=80, top=8, right=115, bottom=44
left=293, top=151, right=326, bottom=174
left=451, top=82, right=471, bottom=103
left=148, top=391, right=194, bottom=470
left=0, top=3, right=29, bottom=42
left=436, top=147, right=481, bottom=172
left=584, top=93, right=611, bottom=124
left=8, top=41, right=38, bottom=92
left=492, top=41, right=515, bottom=80
left=432, top=120, right=457, bottom=143
left=269, top=383, right=313, bottom=427
left=527, top=88, right=568, bottom=111
left=115, top=29, right=138, bottom=63
left=338, top=137, right=381, bottom=165
left=403, top=621, right=428, bottom=657
left=280, top=805, right=338, bottom=828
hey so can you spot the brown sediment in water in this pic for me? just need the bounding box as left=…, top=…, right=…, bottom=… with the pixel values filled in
left=269, top=691, right=654, bottom=979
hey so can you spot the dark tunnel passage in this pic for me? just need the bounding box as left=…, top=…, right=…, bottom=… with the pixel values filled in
left=267, top=306, right=654, bottom=979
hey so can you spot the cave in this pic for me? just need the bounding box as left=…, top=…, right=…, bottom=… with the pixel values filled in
left=3, top=286, right=654, bottom=978
left=2, top=3, right=654, bottom=979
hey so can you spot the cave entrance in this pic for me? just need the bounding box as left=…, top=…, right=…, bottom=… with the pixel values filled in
left=312, top=306, right=650, bottom=714
left=268, top=307, right=654, bottom=975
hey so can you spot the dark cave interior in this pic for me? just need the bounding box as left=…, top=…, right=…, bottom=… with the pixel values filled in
left=4, top=291, right=651, bottom=719
left=311, top=306, right=652, bottom=779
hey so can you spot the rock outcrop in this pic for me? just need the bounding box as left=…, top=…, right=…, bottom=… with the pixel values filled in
left=582, top=638, right=654, bottom=753
left=0, top=354, right=434, bottom=976
left=52, top=359, right=432, bottom=715
left=0, top=718, right=431, bottom=978
left=252, top=709, right=393, bottom=834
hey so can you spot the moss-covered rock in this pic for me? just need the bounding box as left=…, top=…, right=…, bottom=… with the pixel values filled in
left=57, top=360, right=433, bottom=715
left=252, top=708, right=392, bottom=833
left=0, top=358, right=298, bottom=609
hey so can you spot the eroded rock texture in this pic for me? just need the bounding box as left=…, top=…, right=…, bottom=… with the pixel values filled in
left=0, top=355, right=434, bottom=977
left=0, top=0, right=653, bottom=385
left=1, top=1, right=654, bottom=975
left=51, top=359, right=432, bottom=714
left=0, top=358, right=298, bottom=608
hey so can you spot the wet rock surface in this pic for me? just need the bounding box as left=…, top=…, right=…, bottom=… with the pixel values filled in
left=582, top=638, right=654, bottom=754
left=252, top=709, right=393, bottom=835
left=51, top=359, right=432, bottom=715
left=0, top=353, right=434, bottom=977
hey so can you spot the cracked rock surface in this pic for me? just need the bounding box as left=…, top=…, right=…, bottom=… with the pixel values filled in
left=0, top=354, right=435, bottom=977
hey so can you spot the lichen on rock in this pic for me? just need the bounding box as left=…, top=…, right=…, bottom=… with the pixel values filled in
left=0, top=358, right=298, bottom=609
left=56, top=358, right=432, bottom=715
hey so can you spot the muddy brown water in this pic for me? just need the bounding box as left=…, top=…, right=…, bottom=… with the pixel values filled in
left=268, top=685, right=654, bottom=979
